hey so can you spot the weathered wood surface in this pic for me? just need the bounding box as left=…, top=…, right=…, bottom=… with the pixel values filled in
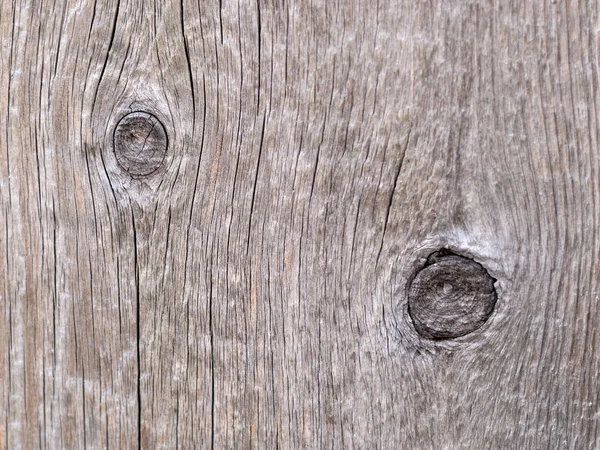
left=1, top=0, right=599, bottom=448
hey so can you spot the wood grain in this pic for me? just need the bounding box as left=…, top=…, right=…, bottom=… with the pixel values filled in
left=113, top=111, right=168, bottom=176
left=1, top=0, right=599, bottom=448
left=408, top=250, right=498, bottom=340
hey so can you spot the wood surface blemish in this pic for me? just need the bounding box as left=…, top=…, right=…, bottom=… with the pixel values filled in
left=407, top=249, right=498, bottom=340
left=113, top=111, right=168, bottom=177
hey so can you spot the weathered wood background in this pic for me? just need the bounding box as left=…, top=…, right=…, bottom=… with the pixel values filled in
left=1, top=0, right=599, bottom=448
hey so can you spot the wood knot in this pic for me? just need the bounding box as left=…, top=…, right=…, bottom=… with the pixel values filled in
left=113, top=111, right=167, bottom=176
left=408, top=250, right=497, bottom=340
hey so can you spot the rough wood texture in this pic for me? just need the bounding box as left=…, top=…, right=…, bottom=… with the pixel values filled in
left=1, top=0, right=599, bottom=448
left=408, top=250, right=498, bottom=340
left=114, top=111, right=168, bottom=176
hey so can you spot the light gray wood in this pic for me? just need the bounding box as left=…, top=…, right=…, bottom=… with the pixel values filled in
left=1, top=0, right=599, bottom=448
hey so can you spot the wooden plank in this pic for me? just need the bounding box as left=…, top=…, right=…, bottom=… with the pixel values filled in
left=1, top=0, right=599, bottom=448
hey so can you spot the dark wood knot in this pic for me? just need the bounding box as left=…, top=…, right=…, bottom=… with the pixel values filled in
left=113, top=111, right=167, bottom=176
left=408, top=250, right=497, bottom=340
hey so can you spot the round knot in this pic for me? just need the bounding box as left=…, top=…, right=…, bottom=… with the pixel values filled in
left=408, top=250, right=497, bottom=340
left=113, top=111, right=167, bottom=176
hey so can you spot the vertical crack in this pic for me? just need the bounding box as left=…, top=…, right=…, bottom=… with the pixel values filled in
left=209, top=280, right=215, bottom=450
left=132, top=211, right=141, bottom=449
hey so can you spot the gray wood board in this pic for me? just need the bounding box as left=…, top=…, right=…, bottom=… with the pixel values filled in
left=1, top=0, right=599, bottom=448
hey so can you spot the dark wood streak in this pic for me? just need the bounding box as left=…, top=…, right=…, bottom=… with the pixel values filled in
left=408, top=250, right=498, bottom=340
